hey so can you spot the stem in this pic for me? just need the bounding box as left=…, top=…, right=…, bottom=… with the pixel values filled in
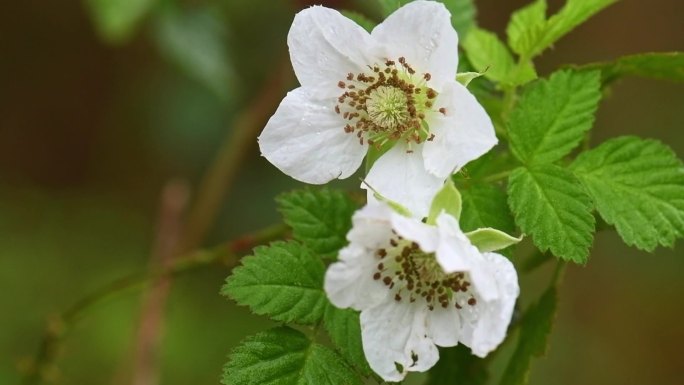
left=20, top=223, right=288, bottom=385
left=482, top=169, right=514, bottom=183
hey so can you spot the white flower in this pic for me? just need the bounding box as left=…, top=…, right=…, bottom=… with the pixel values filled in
left=258, top=1, right=497, bottom=217
left=324, top=202, right=519, bottom=381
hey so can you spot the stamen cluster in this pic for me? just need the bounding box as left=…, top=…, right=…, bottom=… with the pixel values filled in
left=335, top=57, right=445, bottom=152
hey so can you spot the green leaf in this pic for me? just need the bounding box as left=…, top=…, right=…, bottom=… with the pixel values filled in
left=223, top=326, right=363, bottom=385
left=427, top=180, right=462, bottom=224
left=508, top=165, right=595, bottom=263
left=323, top=306, right=372, bottom=376
left=154, top=6, right=234, bottom=101
left=460, top=184, right=515, bottom=234
left=508, top=70, right=602, bottom=165
left=463, top=28, right=536, bottom=86
left=85, top=0, right=158, bottom=43
left=456, top=71, right=484, bottom=87
left=426, top=345, right=488, bottom=385
left=571, top=136, right=684, bottom=251
left=507, top=0, right=617, bottom=59
left=466, top=228, right=522, bottom=253
left=377, top=0, right=410, bottom=16
left=277, top=189, right=356, bottom=258
left=500, top=287, right=558, bottom=385
left=441, top=0, right=477, bottom=38
left=222, top=241, right=327, bottom=325
left=341, top=10, right=377, bottom=32
left=574, top=52, right=684, bottom=84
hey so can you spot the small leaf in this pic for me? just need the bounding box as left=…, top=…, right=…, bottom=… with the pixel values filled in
left=222, top=241, right=327, bottom=325
left=223, top=326, right=363, bottom=385
left=508, top=165, right=595, bottom=263
left=574, top=52, right=684, bottom=84
left=456, top=71, right=485, bottom=87
left=85, top=0, right=158, bottom=43
left=466, top=228, right=522, bottom=253
left=323, top=306, right=372, bottom=376
left=500, top=287, right=558, bottom=385
left=277, top=189, right=356, bottom=258
left=463, top=28, right=536, bottom=86
left=460, top=184, right=515, bottom=234
left=571, top=136, right=684, bottom=251
left=341, top=10, right=377, bottom=32
left=508, top=70, right=602, bottom=165
left=427, top=180, right=462, bottom=224
left=426, top=345, right=488, bottom=385
left=506, top=0, right=547, bottom=57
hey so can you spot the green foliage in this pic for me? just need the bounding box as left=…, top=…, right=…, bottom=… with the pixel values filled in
left=341, top=10, right=377, bottom=32
left=506, top=0, right=617, bottom=59
left=426, top=345, right=488, bottom=385
left=575, top=52, right=684, bottom=84
left=463, top=28, right=536, bottom=86
left=508, top=70, right=602, bottom=165
left=222, top=241, right=327, bottom=325
left=460, top=184, right=515, bottom=234
left=427, top=180, right=462, bottom=224
left=323, top=306, right=372, bottom=376
left=85, top=0, right=158, bottom=43
left=223, top=326, right=363, bottom=385
left=465, top=228, right=521, bottom=253
left=377, top=0, right=411, bottom=16
left=154, top=6, right=234, bottom=101
left=277, top=189, right=356, bottom=258
left=571, top=136, right=684, bottom=251
left=508, top=165, right=595, bottom=263
left=500, top=287, right=558, bottom=385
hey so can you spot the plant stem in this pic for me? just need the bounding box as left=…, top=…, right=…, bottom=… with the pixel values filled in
left=482, top=169, right=514, bottom=183
left=20, top=223, right=288, bottom=385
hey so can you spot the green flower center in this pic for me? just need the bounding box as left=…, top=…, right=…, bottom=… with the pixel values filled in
left=335, top=57, right=446, bottom=152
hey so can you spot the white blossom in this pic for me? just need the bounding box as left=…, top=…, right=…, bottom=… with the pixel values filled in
left=258, top=1, right=496, bottom=217
left=324, top=202, right=519, bottom=381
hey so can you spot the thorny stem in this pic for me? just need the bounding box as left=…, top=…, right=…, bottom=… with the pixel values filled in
left=20, top=224, right=287, bottom=385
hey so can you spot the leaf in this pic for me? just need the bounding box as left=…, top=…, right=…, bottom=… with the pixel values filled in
left=85, top=0, right=158, bottom=43
left=456, top=71, right=485, bottom=87
left=427, top=180, right=462, bottom=224
left=223, top=326, right=363, bottom=385
left=571, top=136, right=684, bottom=251
left=508, top=165, right=595, bottom=263
left=154, top=6, right=234, bottom=101
left=323, top=306, right=372, bottom=376
left=466, top=228, right=522, bottom=253
left=508, top=70, right=602, bottom=165
left=222, top=241, right=327, bottom=325
left=460, top=184, right=515, bottom=234
left=341, top=10, right=377, bottom=32
left=463, top=28, right=536, bottom=86
left=507, top=0, right=617, bottom=59
left=426, top=345, right=488, bottom=385
left=377, top=0, right=411, bottom=16
left=574, top=52, right=684, bottom=84
left=277, top=189, right=356, bottom=258
left=500, top=287, right=558, bottom=385
left=441, top=0, right=477, bottom=38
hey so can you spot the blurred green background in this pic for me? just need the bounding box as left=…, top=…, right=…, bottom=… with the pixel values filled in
left=0, top=0, right=682, bottom=384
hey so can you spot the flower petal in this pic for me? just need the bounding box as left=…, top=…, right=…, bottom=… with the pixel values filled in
left=389, top=212, right=439, bottom=252
left=258, top=87, right=367, bottom=184
left=325, top=244, right=389, bottom=310
left=426, top=306, right=460, bottom=347
left=288, top=6, right=376, bottom=98
left=364, top=144, right=443, bottom=218
left=457, top=252, right=519, bottom=357
left=371, top=0, right=458, bottom=90
left=423, top=81, right=497, bottom=178
left=346, top=202, right=395, bottom=250
left=360, top=301, right=439, bottom=381
left=434, top=213, right=480, bottom=274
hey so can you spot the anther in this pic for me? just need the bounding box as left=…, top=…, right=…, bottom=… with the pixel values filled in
left=338, top=81, right=346, bottom=88
left=439, top=107, right=446, bottom=115
left=373, top=272, right=381, bottom=280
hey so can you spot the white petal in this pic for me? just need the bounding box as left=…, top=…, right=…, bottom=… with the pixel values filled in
left=458, top=252, right=519, bottom=357
left=346, top=202, right=395, bottom=250
left=324, top=245, right=389, bottom=310
left=258, top=87, right=367, bottom=184
left=423, top=81, right=497, bottom=178
left=360, top=301, right=439, bottom=381
left=434, top=213, right=480, bottom=274
left=364, top=144, right=443, bottom=219
left=371, top=0, right=458, bottom=90
left=389, top=212, right=439, bottom=252
left=288, top=6, right=376, bottom=98
left=426, top=306, right=460, bottom=347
